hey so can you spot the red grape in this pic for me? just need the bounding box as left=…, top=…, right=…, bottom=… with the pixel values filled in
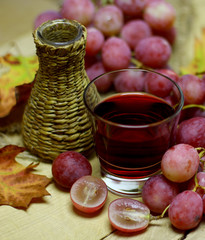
left=142, top=174, right=179, bottom=214
left=108, top=198, right=150, bottom=233
left=134, top=36, right=171, bottom=68
left=176, top=117, right=205, bottom=148
left=93, top=5, right=124, bottom=37
left=120, top=19, right=152, bottom=49
left=153, top=27, right=177, bottom=46
left=34, top=10, right=62, bottom=29
left=187, top=172, right=205, bottom=197
left=70, top=175, right=108, bottom=213
left=202, top=195, right=205, bottom=214
left=177, top=74, right=205, bottom=105
left=161, top=144, right=200, bottom=183
left=86, top=27, right=105, bottom=56
left=114, top=0, right=146, bottom=17
left=86, top=62, right=113, bottom=93
left=52, top=151, right=92, bottom=189
left=102, top=37, right=131, bottom=71
left=60, top=0, right=95, bottom=26
left=144, top=1, right=176, bottom=31
left=144, top=69, right=173, bottom=98
left=113, top=68, right=145, bottom=92
left=168, top=190, right=203, bottom=230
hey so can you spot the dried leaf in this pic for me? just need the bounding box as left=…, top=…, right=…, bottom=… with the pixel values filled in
left=180, top=28, right=205, bottom=75
left=0, top=145, right=51, bottom=208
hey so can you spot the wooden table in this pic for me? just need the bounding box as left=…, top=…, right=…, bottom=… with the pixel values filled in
left=1, top=0, right=205, bottom=239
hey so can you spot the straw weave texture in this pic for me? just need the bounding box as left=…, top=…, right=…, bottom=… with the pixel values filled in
left=22, top=20, right=98, bottom=161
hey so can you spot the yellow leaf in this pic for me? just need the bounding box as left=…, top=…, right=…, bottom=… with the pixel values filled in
left=180, top=28, right=205, bottom=75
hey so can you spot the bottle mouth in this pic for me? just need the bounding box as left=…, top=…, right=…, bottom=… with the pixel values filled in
left=37, top=19, right=83, bottom=46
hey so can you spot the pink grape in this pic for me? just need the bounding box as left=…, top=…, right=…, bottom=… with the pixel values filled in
left=70, top=175, right=108, bottom=213
left=120, top=19, right=152, bottom=49
left=142, top=174, right=179, bottom=214
left=113, top=68, right=145, bottom=92
left=93, top=5, right=124, bottom=37
left=153, top=27, right=177, bottom=46
left=168, top=190, right=203, bottom=230
left=86, top=27, right=105, bottom=56
left=202, top=195, right=205, bottom=214
left=135, top=36, right=171, bottom=68
left=34, top=10, right=62, bottom=29
left=161, top=144, right=200, bottom=183
left=60, top=0, right=95, bottom=26
left=144, top=69, right=173, bottom=98
left=52, top=151, right=92, bottom=189
left=187, top=172, right=205, bottom=197
left=177, top=74, right=205, bottom=105
left=114, top=0, right=146, bottom=17
left=108, top=198, right=150, bottom=233
left=86, top=62, right=113, bottom=93
left=144, top=1, right=176, bottom=31
left=176, top=117, right=205, bottom=148
left=102, top=37, right=131, bottom=71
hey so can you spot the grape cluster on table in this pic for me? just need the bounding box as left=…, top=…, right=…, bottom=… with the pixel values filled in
left=34, top=0, right=205, bottom=235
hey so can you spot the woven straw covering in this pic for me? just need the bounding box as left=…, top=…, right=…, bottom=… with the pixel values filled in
left=22, top=19, right=98, bottom=161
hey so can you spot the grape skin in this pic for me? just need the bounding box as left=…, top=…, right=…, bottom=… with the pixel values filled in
left=187, top=172, right=205, bottom=197
left=86, top=27, right=105, bottom=56
left=144, top=69, right=173, bottom=98
left=86, top=62, right=113, bottom=93
left=34, top=10, right=62, bottom=29
left=176, top=117, right=205, bottom=148
left=93, top=5, right=124, bottom=37
left=120, top=19, right=152, bottom=50
left=144, top=1, right=176, bottom=31
left=60, top=0, right=95, bottom=26
left=102, top=37, right=132, bottom=71
left=52, top=151, right=92, bottom=189
left=168, top=190, right=203, bottom=230
left=177, top=74, right=205, bottom=105
left=161, top=144, right=200, bottom=183
left=142, top=174, right=179, bottom=214
left=113, top=68, right=145, bottom=92
left=114, top=0, right=146, bottom=17
left=134, top=36, right=171, bottom=68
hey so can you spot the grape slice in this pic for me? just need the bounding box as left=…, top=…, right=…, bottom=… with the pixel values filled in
left=108, top=198, right=150, bottom=233
left=70, top=175, right=108, bottom=213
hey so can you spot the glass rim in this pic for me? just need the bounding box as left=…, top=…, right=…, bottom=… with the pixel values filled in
left=83, top=67, right=184, bottom=129
left=37, top=19, right=83, bottom=47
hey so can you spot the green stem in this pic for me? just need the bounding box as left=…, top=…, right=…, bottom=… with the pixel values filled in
left=182, top=104, right=205, bottom=111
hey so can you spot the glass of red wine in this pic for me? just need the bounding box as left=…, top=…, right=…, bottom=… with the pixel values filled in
left=83, top=68, right=184, bottom=196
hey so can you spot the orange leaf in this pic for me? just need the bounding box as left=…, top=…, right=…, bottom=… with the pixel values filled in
left=0, top=145, right=51, bottom=208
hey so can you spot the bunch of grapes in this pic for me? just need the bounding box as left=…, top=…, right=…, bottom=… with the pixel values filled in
left=34, top=0, right=177, bottom=93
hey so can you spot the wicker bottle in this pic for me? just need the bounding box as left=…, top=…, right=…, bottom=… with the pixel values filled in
left=22, top=19, right=98, bottom=161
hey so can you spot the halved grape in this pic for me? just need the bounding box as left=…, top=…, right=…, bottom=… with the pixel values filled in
left=108, top=198, right=150, bottom=233
left=70, top=175, right=108, bottom=213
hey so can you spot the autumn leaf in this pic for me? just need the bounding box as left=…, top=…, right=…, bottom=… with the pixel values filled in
left=0, top=53, right=38, bottom=117
left=0, top=145, right=51, bottom=208
left=180, top=28, right=205, bottom=75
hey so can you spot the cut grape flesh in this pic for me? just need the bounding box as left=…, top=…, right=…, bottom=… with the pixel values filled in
left=70, top=175, right=108, bottom=213
left=108, top=198, right=150, bottom=232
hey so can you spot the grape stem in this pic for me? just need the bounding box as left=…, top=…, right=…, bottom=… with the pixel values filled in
left=149, top=205, right=170, bottom=221
left=182, top=104, right=205, bottom=111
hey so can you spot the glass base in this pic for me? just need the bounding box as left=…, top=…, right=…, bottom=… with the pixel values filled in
left=101, top=168, right=148, bottom=197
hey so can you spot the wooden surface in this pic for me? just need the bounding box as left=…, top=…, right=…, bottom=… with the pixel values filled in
left=0, top=0, right=205, bottom=239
